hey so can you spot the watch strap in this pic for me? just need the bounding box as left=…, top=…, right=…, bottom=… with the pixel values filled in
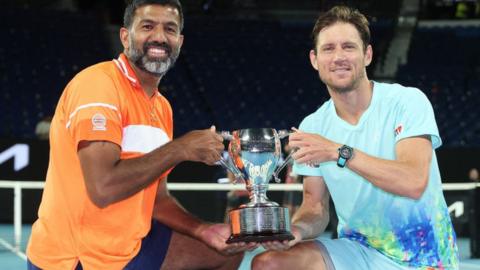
left=337, top=156, right=347, bottom=168
left=337, top=145, right=352, bottom=168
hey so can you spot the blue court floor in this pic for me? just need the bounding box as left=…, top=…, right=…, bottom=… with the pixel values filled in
left=1, top=224, right=479, bottom=270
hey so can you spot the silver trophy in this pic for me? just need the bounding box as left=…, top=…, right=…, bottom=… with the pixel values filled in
left=219, top=128, right=295, bottom=243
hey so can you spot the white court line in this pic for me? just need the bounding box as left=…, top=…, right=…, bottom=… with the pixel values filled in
left=0, top=237, right=27, bottom=261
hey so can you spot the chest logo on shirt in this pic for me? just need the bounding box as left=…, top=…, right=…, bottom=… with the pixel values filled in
left=92, top=113, right=107, bottom=131
left=394, top=124, right=403, bottom=136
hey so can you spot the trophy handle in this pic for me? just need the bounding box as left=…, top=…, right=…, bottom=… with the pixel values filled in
left=219, top=130, right=233, bottom=141
left=272, top=148, right=296, bottom=183
left=219, top=158, right=244, bottom=183
left=277, top=129, right=291, bottom=139
left=272, top=129, right=294, bottom=183
left=218, top=130, right=244, bottom=182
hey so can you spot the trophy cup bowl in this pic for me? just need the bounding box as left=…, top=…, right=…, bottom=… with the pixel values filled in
left=219, top=128, right=295, bottom=243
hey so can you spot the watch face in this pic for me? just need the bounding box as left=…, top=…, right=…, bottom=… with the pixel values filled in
left=340, top=146, right=352, bottom=158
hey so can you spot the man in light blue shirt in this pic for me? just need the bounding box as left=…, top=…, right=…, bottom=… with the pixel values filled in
left=252, top=5, right=458, bottom=270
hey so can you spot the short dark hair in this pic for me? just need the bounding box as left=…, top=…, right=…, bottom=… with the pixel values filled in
left=311, top=6, right=370, bottom=52
left=124, top=0, right=184, bottom=31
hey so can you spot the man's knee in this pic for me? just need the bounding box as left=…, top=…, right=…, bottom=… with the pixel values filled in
left=251, top=251, right=285, bottom=270
left=252, top=243, right=327, bottom=270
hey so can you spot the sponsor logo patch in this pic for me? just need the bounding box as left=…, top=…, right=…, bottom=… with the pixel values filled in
left=92, top=113, right=107, bottom=131
left=394, top=124, right=403, bottom=136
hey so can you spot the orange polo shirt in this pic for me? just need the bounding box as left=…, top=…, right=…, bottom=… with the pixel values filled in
left=27, top=54, right=173, bottom=270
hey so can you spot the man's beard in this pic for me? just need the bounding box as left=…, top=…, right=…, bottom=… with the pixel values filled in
left=330, top=83, right=356, bottom=94
left=127, top=34, right=179, bottom=77
left=321, top=71, right=364, bottom=94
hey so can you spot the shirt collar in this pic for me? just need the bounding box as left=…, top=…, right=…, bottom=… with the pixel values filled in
left=113, top=53, right=141, bottom=88
left=113, top=53, right=161, bottom=97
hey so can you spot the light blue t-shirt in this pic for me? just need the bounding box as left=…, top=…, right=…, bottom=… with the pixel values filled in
left=293, top=82, right=458, bottom=269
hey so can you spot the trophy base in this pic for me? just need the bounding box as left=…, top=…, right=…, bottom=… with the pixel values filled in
left=226, top=231, right=294, bottom=244
left=226, top=206, right=294, bottom=244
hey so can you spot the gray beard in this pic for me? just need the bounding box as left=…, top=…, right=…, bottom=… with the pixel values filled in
left=127, top=36, right=178, bottom=77
left=138, top=55, right=172, bottom=76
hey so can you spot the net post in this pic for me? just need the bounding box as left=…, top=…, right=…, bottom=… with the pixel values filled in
left=471, top=184, right=480, bottom=258
left=13, top=183, right=22, bottom=251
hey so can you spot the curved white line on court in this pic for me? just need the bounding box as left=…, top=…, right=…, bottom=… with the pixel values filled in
left=0, top=238, right=27, bottom=261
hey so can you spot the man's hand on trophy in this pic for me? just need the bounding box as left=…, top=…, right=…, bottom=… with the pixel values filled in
left=260, top=228, right=302, bottom=251
left=175, top=126, right=224, bottom=165
left=196, top=223, right=259, bottom=255
left=289, top=128, right=340, bottom=166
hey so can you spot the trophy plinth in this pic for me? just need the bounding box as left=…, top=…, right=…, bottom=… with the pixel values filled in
left=226, top=206, right=294, bottom=243
left=220, top=128, right=295, bottom=243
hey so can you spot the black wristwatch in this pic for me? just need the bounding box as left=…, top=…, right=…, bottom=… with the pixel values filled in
left=337, top=145, right=354, bottom=168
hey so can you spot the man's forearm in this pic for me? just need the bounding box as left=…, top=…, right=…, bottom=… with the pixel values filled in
left=80, top=128, right=224, bottom=208
left=348, top=152, right=424, bottom=198
left=291, top=211, right=329, bottom=240
left=80, top=140, right=186, bottom=208
left=152, top=195, right=205, bottom=239
left=290, top=133, right=432, bottom=200
left=347, top=137, right=431, bottom=199
left=288, top=176, right=331, bottom=241
left=107, top=142, right=184, bottom=195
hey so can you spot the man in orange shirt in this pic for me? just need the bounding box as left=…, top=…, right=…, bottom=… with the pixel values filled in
left=27, top=0, right=256, bottom=269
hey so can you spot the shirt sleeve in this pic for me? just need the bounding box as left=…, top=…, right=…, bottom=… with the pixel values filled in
left=64, top=69, right=123, bottom=148
left=394, top=87, right=442, bottom=149
left=292, top=114, right=323, bottom=177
